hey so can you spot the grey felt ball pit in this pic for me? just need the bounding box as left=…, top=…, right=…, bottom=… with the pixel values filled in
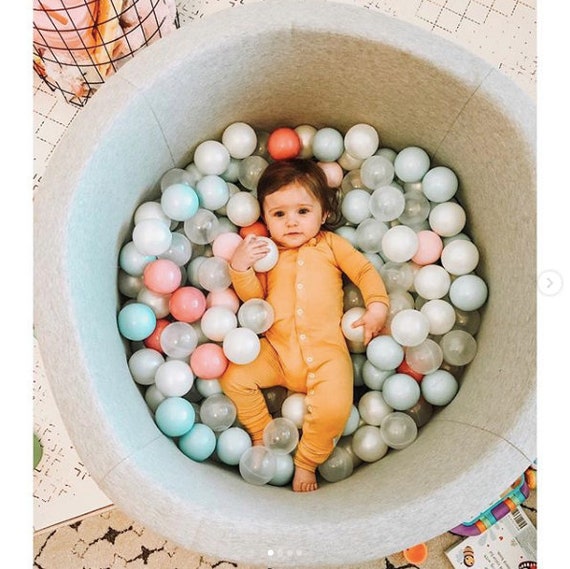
left=33, top=1, right=536, bottom=567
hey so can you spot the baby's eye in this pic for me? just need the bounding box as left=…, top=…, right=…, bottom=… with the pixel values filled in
left=273, top=211, right=285, bottom=218
left=298, top=208, right=311, bottom=215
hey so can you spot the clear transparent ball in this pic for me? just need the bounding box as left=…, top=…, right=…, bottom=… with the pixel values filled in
left=183, top=208, right=220, bottom=245
left=380, top=412, right=418, bottom=450
left=354, top=218, right=389, bottom=253
left=237, top=298, right=275, bottom=334
left=160, top=321, right=199, bottom=359
left=398, top=191, right=431, bottom=227
left=390, top=309, right=430, bottom=347
left=360, top=155, right=395, bottom=190
left=440, top=329, right=478, bottom=366
left=405, top=339, right=443, bottom=375
left=197, top=256, right=231, bottom=292
left=238, top=155, right=269, bottom=191
left=239, top=446, right=277, bottom=486
left=369, top=185, right=405, bottom=222
left=199, top=393, right=237, bottom=432
left=317, top=446, right=354, bottom=482
left=263, top=417, right=300, bottom=455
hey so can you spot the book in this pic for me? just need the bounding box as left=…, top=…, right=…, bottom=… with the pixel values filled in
left=445, top=507, right=536, bottom=569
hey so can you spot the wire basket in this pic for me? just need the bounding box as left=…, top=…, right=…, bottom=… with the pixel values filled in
left=33, top=0, right=179, bottom=106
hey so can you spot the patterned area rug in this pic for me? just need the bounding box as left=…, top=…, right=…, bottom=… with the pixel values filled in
left=33, top=486, right=536, bottom=569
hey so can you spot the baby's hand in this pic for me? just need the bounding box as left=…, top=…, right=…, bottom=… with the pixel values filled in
left=230, top=234, right=271, bottom=272
left=352, top=302, right=389, bottom=345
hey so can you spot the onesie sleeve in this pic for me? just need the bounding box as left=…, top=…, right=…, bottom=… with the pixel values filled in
left=228, top=266, right=267, bottom=302
left=327, top=232, right=390, bottom=308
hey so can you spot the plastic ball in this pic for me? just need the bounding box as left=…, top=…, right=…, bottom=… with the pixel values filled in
left=142, top=259, right=182, bottom=295
left=143, top=318, right=169, bottom=351
left=379, top=261, right=415, bottom=293
left=380, top=412, right=418, bottom=450
left=342, top=405, right=361, bottom=436
left=351, top=425, right=388, bottom=462
left=193, top=139, right=231, bottom=176
left=341, top=189, right=371, bottom=225
left=341, top=306, right=366, bottom=343
left=454, top=308, right=481, bottom=335
left=206, top=287, right=241, bottom=313
left=154, top=359, right=194, bottom=397
left=144, top=384, right=166, bottom=413
left=199, top=393, right=237, bottom=432
left=421, top=369, right=459, bottom=406
left=366, top=335, right=404, bottom=370
left=369, top=185, right=405, bottom=222
left=269, top=453, right=295, bottom=486
left=318, top=446, right=354, bottom=482
left=413, top=264, right=451, bottom=300
left=441, top=239, right=480, bottom=276
left=335, top=225, right=357, bottom=247
left=184, top=208, right=220, bottom=245
left=362, top=361, right=394, bottom=390
left=222, top=327, right=261, bottom=365
left=411, top=230, right=443, bottom=266
left=263, top=386, right=288, bottom=416
left=318, top=161, right=344, bottom=188
left=118, top=302, right=157, bottom=341
left=396, top=359, right=424, bottom=382
left=132, top=218, right=172, bottom=256
left=421, top=166, right=458, bottom=203
left=239, top=220, right=269, bottom=238
left=381, top=373, right=421, bottom=410
left=405, top=397, right=434, bottom=428
left=398, top=190, right=431, bottom=227
left=216, top=426, right=252, bottom=465
left=128, top=348, right=165, bottom=385
left=239, top=446, right=277, bottom=486
left=169, top=286, right=207, bottom=323
left=159, top=321, right=198, bottom=359
left=199, top=306, right=238, bottom=342
left=159, top=168, right=196, bottom=192
left=312, top=127, right=345, bottom=162
left=358, top=391, right=394, bottom=426
left=160, top=183, right=200, bottom=221
left=195, top=377, right=222, bottom=398
left=449, top=274, right=488, bottom=311
left=360, top=155, right=395, bottom=189
left=281, top=393, right=307, bottom=428
left=420, top=299, right=456, bottom=335
left=252, top=237, right=279, bottom=272
left=381, top=225, right=419, bottom=263
left=338, top=151, right=364, bottom=172
left=294, top=124, right=317, bottom=159
left=390, top=309, right=430, bottom=347
left=155, top=396, right=195, bottom=437
left=354, top=218, right=389, bottom=253
left=137, top=287, right=171, bottom=318
left=237, top=298, right=275, bottom=334
left=158, top=232, right=192, bottom=266
left=267, top=127, right=302, bottom=160
left=118, top=272, right=142, bottom=299
left=394, top=146, right=430, bottom=183
left=343, top=282, right=364, bottom=311
left=212, top=231, right=243, bottom=261
left=134, top=200, right=172, bottom=226
left=429, top=202, right=466, bottom=237
left=238, top=155, right=269, bottom=191
left=119, top=241, right=156, bottom=276
left=263, top=417, right=300, bottom=454
left=189, top=343, right=228, bottom=379
left=225, top=191, right=261, bottom=226
left=186, top=256, right=207, bottom=287
left=404, top=338, right=443, bottom=375
left=344, top=123, right=380, bottom=160
left=178, top=423, right=217, bottom=462
left=222, top=122, right=258, bottom=159
left=440, top=329, right=478, bottom=366
left=196, top=175, right=230, bottom=211
left=198, top=256, right=231, bottom=292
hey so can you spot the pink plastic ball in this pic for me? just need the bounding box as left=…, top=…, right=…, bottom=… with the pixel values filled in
left=169, top=286, right=207, bottom=323
left=142, top=259, right=182, bottom=294
left=190, top=343, right=229, bottom=379
left=318, top=161, right=344, bottom=188
left=411, top=230, right=443, bottom=266
left=206, top=288, right=241, bottom=313
left=212, top=232, right=243, bottom=261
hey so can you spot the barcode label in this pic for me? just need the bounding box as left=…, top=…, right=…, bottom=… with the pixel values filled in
left=512, top=507, right=528, bottom=530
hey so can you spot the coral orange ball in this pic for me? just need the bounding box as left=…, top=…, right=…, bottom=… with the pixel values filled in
left=143, top=318, right=170, bottom=353
left=397, top=360, right=424, bottom=382
left=190, top=343, right=228, bottom=379
left=239, top=220, right=269, bottom=238
left=169, top=286, right=207, bottom=323
left=267, top=127, right=302, bottom=160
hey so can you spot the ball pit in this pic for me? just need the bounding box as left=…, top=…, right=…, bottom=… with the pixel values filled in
left=34, top=1, right=535, bottom=566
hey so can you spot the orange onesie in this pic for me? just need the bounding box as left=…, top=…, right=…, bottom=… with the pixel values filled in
left=220, top=230, right=390, bottom=472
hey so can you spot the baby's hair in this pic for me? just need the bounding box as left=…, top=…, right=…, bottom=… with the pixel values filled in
left=257, top=158, right=342, bottom=229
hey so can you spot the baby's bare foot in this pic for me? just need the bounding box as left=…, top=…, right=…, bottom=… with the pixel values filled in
left=293, top=467, right=318, bottom=492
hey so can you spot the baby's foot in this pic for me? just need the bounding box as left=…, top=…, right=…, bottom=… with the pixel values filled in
left=293, top=467, right=318, bottom=492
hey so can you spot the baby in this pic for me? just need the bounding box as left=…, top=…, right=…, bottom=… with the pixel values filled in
left=220, top=158, right=389, bottom=492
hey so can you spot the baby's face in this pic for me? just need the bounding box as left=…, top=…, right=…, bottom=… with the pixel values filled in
left=262, top=182, right=326, bottom=249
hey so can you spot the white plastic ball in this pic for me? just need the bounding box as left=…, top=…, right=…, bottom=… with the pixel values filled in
left=341, top=189, right=371, bottom=225
left=335, top=225, right=357, bottom=247
left=144, top=384, right=166, bottom=413
left=222, top=327, right=261, bottom=365
left=237, top=298, right=275, bottom=334
left=404, top=338, right=443, bottom=375
left=381, top=373, right=421, bottom=411
left=358, top=391, right=394, bottom=426
left=422, top=166, right=458, bottom=202
left=186, top=256, right=206, bottom=287
left=252, top=237, right=279, bottom=272
left=128, top=348, right=165, bottom=385
left=281, top=393, right=307, bottom=428
left=154, top=359, right=194, bottom=397
left=342, top=405, right=361, bottom=436
left=132, top=218, right=172, bottom=256
left=222, top=122, right=258, bottom=159
left=366, top=335, right=404, bottom=370
left=199, top=393, right=237, bottom=432
left=441, top=239, right=480, bottom=276
left=216, top=426, right=252, bottom=465
left=118, top=272, right=143, bottom=299
left=440, top=329, right=478, bottom=366
left=198, top=256, right=231, bottom=292
left=225, top=191, right=261, bottom=227
left=341, top=307, right=366, bottom=343
left=183, top=208, right=220, bottom=245
left=195, top=175, right=230, bottom=211
left=238, top=155, right=269, bottom=191
left=381, top=225, right=419, bottom=263
left=413, top=264, right=451, bottom=300
left=134, top=200, right=172, bottom=226
left=239, top=446, right=277, bottom=486
left=380, top=412, right=418, bottom=450
left=394, top=146, right=430, bottom=183
left=369, top=185, right=405, bottom=222
left=317, top=446, right=354, bottom=482
left=263, top=417, right=300, bottom=454
left=352, top=425, right=389, bottom=462
left=200, top=306, right=238, bottom=341
left=338, top=151, right=364, bottom=171
left=390, top=309, right=430, bottom=347
left=429, top=202, right=466, bottom=237
left=344, top=123, right=380, bottom=160
left=160, top=321, right=199, bottom=358
left=119, top=241, right=156, bottom=276
left=195, top=377, right=223, bottom=398
left=421, top=369, right=459, bottom=406
left=362, top=361, right=394, bottom=390
left=312, top=127, right=345, bottom=162
left=420, top=299, right=456, bottom=335
left=449, top=274, right=488, bottom=311
left=193, top=139, right=231, bottom=176
left=360, top=155, right=395, bottom=189
left=354, top=218, right=389, bottom=253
